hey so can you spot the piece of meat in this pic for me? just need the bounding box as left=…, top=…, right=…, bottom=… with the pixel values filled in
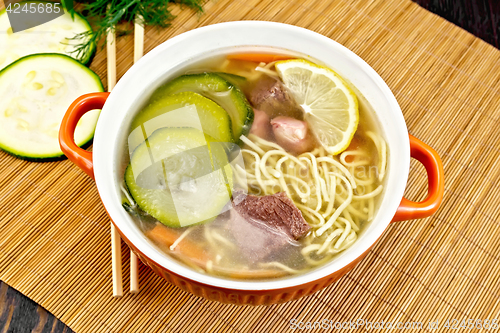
left=226, top=209, right=291, bottom=263
left=232, top=191, right=310, bottom=240
left=249, top=77, right=303, bottom=119
left=271, top=116, right=317, bottom=155
left=249, top=109, right=273, bottom=140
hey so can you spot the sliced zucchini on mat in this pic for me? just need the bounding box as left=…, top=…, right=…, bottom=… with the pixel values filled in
left=0, top=1, right=95, bottom=70
left=150, top=73, right=254, bottom=141
left=129, top=91, right=234, bottom=152
left=125, top=127, right=233, bottom=228
left=0, top=53, right=104, bottom=161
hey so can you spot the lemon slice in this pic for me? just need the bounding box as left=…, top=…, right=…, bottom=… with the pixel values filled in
left=275, top=59, right=359, bottom=155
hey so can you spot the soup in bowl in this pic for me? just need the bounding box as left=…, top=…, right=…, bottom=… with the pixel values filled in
left=60, top=22, right=444, bottom=304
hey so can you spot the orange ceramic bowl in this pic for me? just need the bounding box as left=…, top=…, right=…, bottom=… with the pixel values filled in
left=59, top=22, right=444, bottom=305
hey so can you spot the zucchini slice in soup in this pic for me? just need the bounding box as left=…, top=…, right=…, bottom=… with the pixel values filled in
left=125, top=127, right=233, bottom=228
left=150, top=73, right=254, bottom=142
left=129, top=91, right=234, bottom=152
left=0, top=1, right=95, bottom=70
left=0, top=54, right=103, bottom=161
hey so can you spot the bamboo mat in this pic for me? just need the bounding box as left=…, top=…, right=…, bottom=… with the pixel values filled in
left=1, top=0, right=500, bottom=332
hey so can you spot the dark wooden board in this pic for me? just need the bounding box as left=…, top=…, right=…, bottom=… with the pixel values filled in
left=414, top=0, right=500, bottom=48
left=0, top=282, right=72, bottom=333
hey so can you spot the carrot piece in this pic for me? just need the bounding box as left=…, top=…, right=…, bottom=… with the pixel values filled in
left=346, top=134, right=362, bottom=151
left=227, top=53, right=294, bottom=63
left=146, top=223, right=209, bottom=263
left=146, top=224, right=292, bottom=278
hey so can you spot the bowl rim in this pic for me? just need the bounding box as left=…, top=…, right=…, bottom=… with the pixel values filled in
left=93, top=21, right=410, bottom=291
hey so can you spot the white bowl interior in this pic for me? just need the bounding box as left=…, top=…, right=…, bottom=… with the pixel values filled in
left=93, top=21, right=410, bottom=291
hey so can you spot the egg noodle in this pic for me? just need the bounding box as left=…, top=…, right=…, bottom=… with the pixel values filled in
left=234, top=133, right=387, bottom=269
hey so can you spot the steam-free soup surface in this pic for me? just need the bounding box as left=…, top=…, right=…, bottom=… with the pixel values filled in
left=122, top=53, right=388, bottom=280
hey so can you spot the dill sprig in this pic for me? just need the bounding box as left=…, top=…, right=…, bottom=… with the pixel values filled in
left=65, top=0, right=205, bottom=62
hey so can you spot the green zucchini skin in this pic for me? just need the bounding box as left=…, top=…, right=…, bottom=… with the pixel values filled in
left=151, top=73, right=254, bottom=143
left=81, top=42, right=97, bottom=67
left=213, top=72, right=247, bottom=87
left=125, top=127, right=233, bottom=228
left=0, top=138, right=94, bottom=162
left=0, top=1, right=96, bottom=67
left=0, top=53, right=103, bottom=86
left=74, top=14, right=96, bottom=66
left=0, top=53, right=104, bottom=161
left=129, top=91, right=234, bottom=154
left=60, top=9, right=96, bottom=66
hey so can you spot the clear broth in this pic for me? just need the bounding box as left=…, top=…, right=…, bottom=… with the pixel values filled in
left=121, top=53, right=387, bottom=280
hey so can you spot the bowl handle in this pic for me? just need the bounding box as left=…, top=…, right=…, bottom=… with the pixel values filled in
left=391, top=135, right=444, bottom=222
left=59, top=92, right=110, bottom=180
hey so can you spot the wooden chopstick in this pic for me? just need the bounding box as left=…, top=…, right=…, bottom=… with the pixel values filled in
left=129, top=14, right=144, bottom=295
left=106, top=29, right=117, bottom=91
left=134, top=16, right=144, bottom=63
left=107, top=22, right=123, bottom=298
left=110, top=225, right=122, bottom=297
